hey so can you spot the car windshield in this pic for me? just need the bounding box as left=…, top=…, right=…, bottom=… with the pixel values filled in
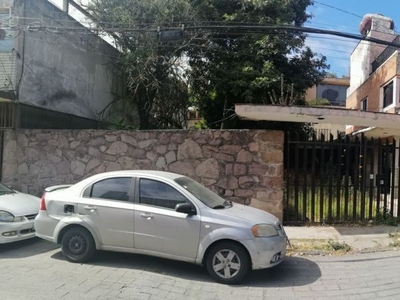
left=0, top=183, right=15, bottom=195
left=174, top=177, right=232, bottom=209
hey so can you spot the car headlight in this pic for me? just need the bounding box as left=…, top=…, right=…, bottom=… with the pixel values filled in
left=252, top=224, right=279, bottom=237
left=0, top=211, right=15, bottom=222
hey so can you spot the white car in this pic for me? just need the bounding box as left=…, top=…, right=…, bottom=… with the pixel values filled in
left=35, top=170, right=287, bottom=284
left=0, top=182, right=40, bottom=243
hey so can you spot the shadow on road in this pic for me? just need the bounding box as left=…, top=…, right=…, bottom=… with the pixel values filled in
left=334, top=225, right=399, bottom=236
left=246, top=257, right=321, bottom=287
left=51, top=250, right=321, bottom=286
left=0, top=238, right=59, bottom=258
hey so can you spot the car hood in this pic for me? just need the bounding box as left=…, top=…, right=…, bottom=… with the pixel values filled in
left=0, top=192, right=40, bottom=216
left=211, top=203, right=280, bottom=226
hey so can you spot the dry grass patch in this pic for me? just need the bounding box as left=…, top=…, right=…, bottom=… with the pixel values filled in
left=287, top=239, right=352, bottom=255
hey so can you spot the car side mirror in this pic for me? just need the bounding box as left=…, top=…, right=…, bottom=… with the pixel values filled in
left=175, top=203, right=196, bottom=215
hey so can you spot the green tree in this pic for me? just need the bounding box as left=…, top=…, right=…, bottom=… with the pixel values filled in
left=188, top=0, right=329, bottom=130
left=88, top=0, right=329, bottom=132
left=88, top=0, right=196, bottom=129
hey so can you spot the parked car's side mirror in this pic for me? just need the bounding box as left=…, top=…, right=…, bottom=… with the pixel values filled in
left=175, top=203, right=196, bottom=215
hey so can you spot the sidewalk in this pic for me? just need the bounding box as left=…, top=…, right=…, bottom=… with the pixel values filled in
left=284, top=225, right=400, bottom=253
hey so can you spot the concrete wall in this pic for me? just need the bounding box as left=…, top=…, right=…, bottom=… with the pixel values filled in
left=2, top=129, right=284, bottom=219
left=349, top=41, right=374, bottom=96
left=305, top=78, right=349, bottom=138
left=346, top=53, right=399, bottom=134
left=12, top=0, right=125, bottom=122
left=305, top=77, right=350, bottom=105
left=349, top=15, right=396, bottom=95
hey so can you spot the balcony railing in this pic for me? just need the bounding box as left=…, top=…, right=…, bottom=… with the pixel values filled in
left=371, top=35, right=400, bottom=74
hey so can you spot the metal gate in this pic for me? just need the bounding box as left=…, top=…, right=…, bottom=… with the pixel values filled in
left=0, top=130, right=3, bottom=180
left=0, top=102, right=16, bottom=180
left=284, top=133, right=400, bottom=225
left=0, top=102, right=15, bottom=128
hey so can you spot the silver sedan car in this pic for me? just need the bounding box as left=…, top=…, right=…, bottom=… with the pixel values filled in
left=35, top=170, right=286, bottom=284
left=0, top=182, right=40, bottom=243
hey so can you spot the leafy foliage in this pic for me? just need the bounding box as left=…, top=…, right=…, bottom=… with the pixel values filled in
left=188, top=0, right=328, bottom=129
left=88, top=0, right=329, bottom=131
left=375, top=209, right=399, bottom=226
left=88, top=0, right=196, bottom=129
left=307, top=97, right=331, bottom=106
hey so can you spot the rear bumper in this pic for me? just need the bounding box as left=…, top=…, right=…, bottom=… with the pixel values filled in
left=34, top=212, right=59, bottom=244
left=35, top=232, right=57, bottom=243
left=0, top=220, right=36, bottom=244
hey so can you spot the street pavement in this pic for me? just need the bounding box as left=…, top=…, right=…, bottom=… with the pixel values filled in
left=0, top=237, right=400, bottom=299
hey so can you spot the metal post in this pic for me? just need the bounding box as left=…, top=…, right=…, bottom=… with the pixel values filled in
left=63, top=0, right=69, bottom=13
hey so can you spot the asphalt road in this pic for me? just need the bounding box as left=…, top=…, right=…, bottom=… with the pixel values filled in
left=0, top=238, right=399, bottom=299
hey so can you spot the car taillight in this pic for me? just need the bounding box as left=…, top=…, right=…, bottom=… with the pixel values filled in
left=40, top=193, right=47, bottom=211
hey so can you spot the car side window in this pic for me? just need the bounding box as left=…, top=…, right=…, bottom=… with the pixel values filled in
left=139, top=178, right=188, bottom=210
left=89, top=177, right=132, bottom=202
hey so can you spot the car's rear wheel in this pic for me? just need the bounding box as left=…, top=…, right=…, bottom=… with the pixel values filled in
left=205, top=242, right=250, bottom=284
left=61, top=227, right=96, bottom=263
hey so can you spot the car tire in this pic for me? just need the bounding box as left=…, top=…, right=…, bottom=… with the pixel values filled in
left=61, top=227, right=96, bottom=263
left=205, top=242, right=250, bottom=284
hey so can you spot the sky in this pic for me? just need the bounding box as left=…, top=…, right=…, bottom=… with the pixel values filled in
left=306, top=0, right=400, bottom=77
left=49, top=0, right=400, bottom=78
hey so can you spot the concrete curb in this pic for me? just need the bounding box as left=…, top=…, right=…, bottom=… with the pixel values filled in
left=284, top=225, right=400, bottom=255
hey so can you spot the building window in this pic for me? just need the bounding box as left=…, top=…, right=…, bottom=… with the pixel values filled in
left=316, top=84, right=347, bottom=106
left=383, top=81, right=394, bottom=108
left=361, top=98, right=368, bottom=111
left=0, top=8, right=12, bottom=53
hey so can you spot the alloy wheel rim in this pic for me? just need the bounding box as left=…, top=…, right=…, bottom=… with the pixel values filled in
left=212, top=249, right=241, bottom=279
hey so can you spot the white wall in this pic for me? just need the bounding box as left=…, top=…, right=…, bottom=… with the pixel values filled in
left=348, top=15, right=396, bottom=97
left=348, top=41, right=371, bottom=96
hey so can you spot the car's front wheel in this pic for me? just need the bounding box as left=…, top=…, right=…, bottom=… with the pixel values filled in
left=61, top=227, right=96, bottom=263
left=205, top=242, right=250, bottom=284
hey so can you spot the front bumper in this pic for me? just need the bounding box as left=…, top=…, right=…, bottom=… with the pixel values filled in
left=243, top=233, right=287, bottom=270
left=0, top=220, right=36, bottom=244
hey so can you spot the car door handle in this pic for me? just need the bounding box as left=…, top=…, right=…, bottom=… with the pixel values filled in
left=84, top=205, right=97, bottom=212
left=140, top=213, right=154, bottom=220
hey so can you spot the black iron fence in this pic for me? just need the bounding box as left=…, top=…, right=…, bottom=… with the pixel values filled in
left=0, top=130, right=3, bottom=179
left=284, top=133, right=400, bottom=225
left=0, top=102, right=15, bottom=129
left=0, top=102, right=114, bottom=130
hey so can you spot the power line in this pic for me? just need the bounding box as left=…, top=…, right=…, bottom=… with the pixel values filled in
left=19, top=32, right=379, bottom=79
left=24, top=24, right=400, bottom=49
left=7, top=14, right=400, bottom=50
left=311, top=1, right=400, bottom=36
left=313, top=1, right=363, bottom=19
left=306, top=21, right=360, bottom=34
left=17, top=24, right=387, bottom=73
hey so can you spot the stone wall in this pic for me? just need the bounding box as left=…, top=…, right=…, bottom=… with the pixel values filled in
left=2, top=129, right=284, bottom=219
